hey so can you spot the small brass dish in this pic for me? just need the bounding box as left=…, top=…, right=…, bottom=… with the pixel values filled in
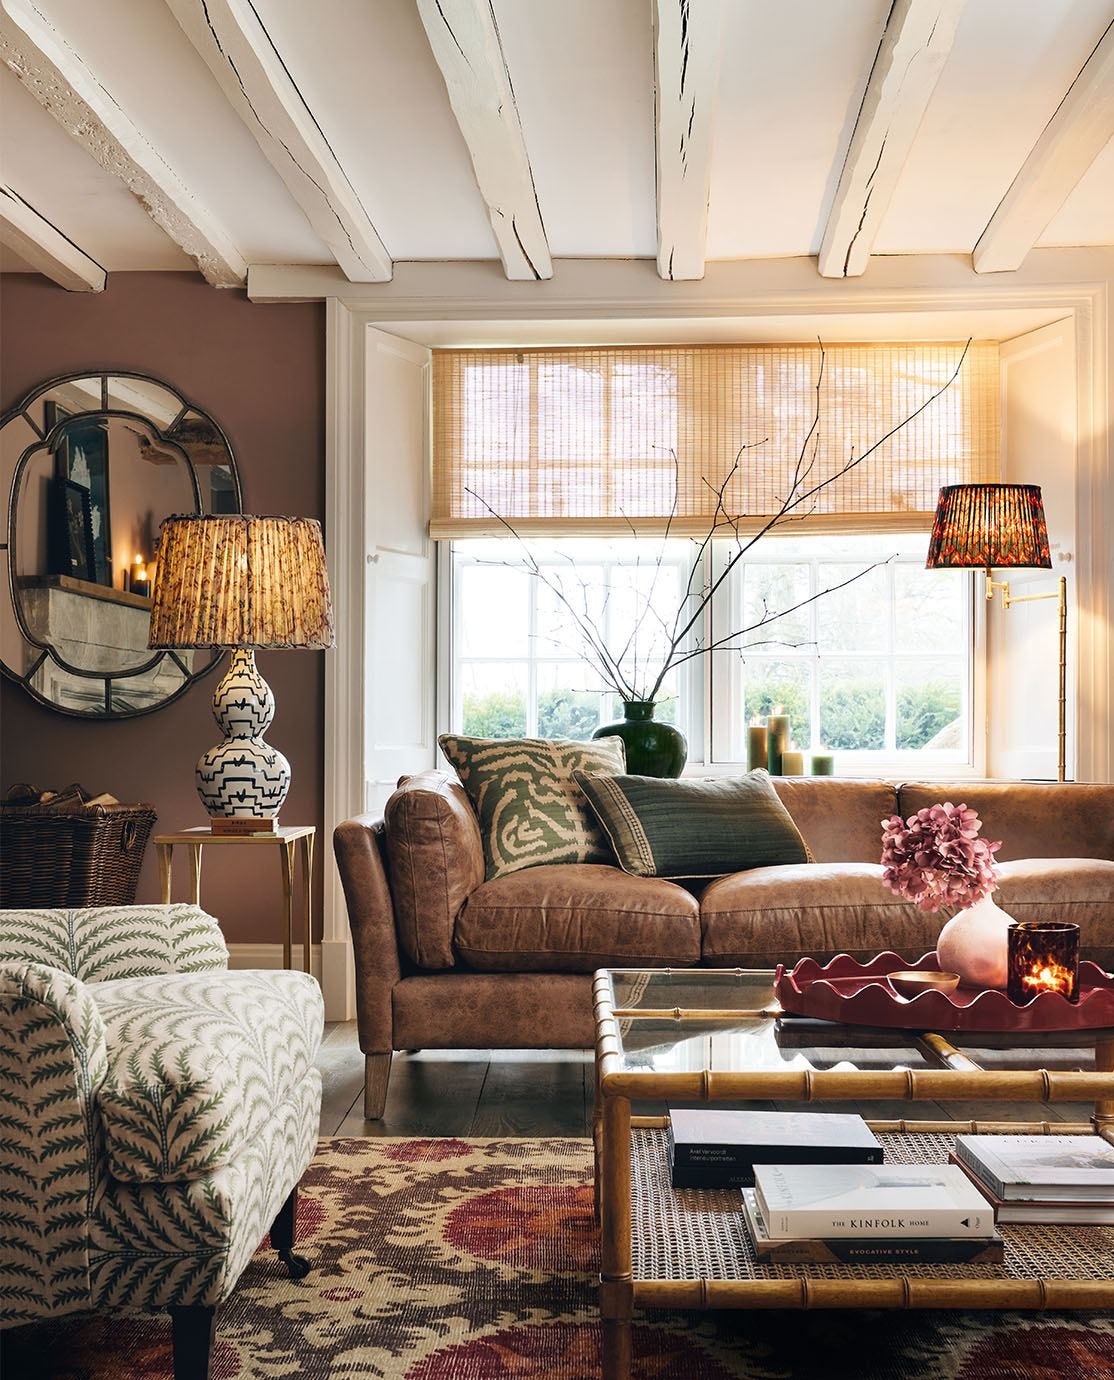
left=888, top=970, right=961, bottom=1000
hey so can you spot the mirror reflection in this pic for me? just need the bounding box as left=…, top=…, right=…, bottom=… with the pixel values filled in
left=1, top=372, right=242, bottom=718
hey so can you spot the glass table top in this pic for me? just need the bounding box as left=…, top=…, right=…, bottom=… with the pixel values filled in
left=601, top=969, right=1101, bottom=1079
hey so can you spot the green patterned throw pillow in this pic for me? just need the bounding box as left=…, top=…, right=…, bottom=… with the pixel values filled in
left=438, top=735, right=626, bottom=880
left=573, top=769, right=809, bottom=879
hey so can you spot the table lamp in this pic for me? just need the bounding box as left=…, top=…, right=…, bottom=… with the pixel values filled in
left=925, top=483, right=1066, bottom=782
left=149, top=514, right=334, bottom=833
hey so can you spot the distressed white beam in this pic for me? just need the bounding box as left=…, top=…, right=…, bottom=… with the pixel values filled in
left=0, top=183, right=105, bottom=290
left=818, top=0, right=965, bottom=279
left=416, top=0, right=551, bottom=281
left=974, top=20, right=1114, bottom=275
left=165, top=0, right=391, bottom=283
left=0, top=0, right=246, bottom=286
left=652, top=0, right=723, bottom=281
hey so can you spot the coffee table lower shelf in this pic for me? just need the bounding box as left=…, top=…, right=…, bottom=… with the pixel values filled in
left=628, top=1127, right=1114, bottom=1310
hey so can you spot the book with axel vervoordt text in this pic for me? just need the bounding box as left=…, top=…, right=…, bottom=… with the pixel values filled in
left=668, top=1109, right=882, bottom=1188
left=754, top=1163, right=992, bottom=1239
left=740, top=1189, right=1005, bottom=1265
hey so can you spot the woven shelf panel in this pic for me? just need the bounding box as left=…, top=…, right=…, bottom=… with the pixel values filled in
left=631, top=1128, right=1114, bottom=1283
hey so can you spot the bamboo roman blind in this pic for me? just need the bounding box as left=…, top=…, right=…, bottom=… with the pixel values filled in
left=430, top=342, right=1000, bottom=538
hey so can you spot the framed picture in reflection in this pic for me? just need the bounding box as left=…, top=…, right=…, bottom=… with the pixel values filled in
left=49, top=408, right=112, bottom=586
left=49, top=477, right=96, bottom=584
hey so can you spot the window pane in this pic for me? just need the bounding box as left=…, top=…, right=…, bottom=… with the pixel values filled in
left=740, top=563, right=811, bottom=646
left=742, top=660, right=811, bottom=749
left=461, top=662, right=527, bottom=737
left=537, top=663, right=604, bottom=739
left=817, top=563, right=887, bottom=653
left=535, top=564, right=605, bottom=658
left=896, top=660, right=964, bottom=750
left=896, top=565, right=964, bottom=654
left=819, top=659, right=886, bottom=750
left=457, top=564, right=529, bottom=657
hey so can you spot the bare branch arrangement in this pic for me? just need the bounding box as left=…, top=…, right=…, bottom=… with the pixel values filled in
left=466, top=340, right=971, bottom=706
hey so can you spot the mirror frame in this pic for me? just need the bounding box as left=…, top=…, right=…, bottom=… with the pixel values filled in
left=1, top=370, right=244, bottom=719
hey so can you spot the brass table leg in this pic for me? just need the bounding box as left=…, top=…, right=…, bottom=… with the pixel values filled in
left=599, top=1091, right=633, bottom=1380
left=188, top=844, right=203, bottom=906
left=279, top=839, right=295, bottom=971
left=299, top=832, right=314, bottom=976
left=156, top=843, right=173, bottom=904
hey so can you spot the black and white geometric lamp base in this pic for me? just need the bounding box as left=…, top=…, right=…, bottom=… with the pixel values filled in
left=196, top=649, right=290, bottom=835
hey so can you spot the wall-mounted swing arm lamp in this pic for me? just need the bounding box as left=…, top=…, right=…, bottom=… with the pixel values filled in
left=925, top=483, right=1067, bottom=783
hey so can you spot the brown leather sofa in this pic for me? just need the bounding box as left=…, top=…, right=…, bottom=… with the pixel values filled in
left=334, top=774, right=1114, bottom=1118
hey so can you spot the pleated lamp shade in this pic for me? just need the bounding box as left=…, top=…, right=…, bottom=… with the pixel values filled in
left=148, top=515, right=334, bottom=650
left=926, top=484, right=1052, bottom=570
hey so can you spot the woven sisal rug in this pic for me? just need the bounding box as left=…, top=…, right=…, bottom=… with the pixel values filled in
left=6, top=1137, right=1114, bottom=1378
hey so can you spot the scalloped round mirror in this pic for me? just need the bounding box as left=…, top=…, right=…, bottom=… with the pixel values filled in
left=0, top=371, right=243, bottom=717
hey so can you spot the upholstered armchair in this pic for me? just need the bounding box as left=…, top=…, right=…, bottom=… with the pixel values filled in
left=0, top=904, right=323, bottom=1380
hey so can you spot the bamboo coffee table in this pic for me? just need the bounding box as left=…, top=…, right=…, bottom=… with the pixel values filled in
left=593, top=967, right=1114, bottom=1380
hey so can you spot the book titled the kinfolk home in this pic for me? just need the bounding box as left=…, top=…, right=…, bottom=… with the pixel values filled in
left=668, top=1109, right=882, bottom=1189
left=740, top=1190, right=1005, bottom=1265
left=754, top=1163, right=992, bottom=1239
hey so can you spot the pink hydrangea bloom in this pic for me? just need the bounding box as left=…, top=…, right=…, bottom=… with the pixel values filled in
left=879, top=802, right=1001, bottom=913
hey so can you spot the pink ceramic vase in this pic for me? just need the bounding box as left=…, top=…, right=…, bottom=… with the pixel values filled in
left=936, top=892, right=1015, bottom=990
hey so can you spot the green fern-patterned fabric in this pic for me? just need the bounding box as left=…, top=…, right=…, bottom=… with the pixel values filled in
left=0, top=904, right=227, bottom=980
left=437, top=734, right=626, bottom=880
left=0, top=962, right=109, bottom=1325
left=92, top=969, right=324, bottom=1184
left=0, top=904, right=322, bottom=1329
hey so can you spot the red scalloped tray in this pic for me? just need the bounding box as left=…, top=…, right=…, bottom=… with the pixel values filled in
left=774, top=952, right=1114, bottom=1033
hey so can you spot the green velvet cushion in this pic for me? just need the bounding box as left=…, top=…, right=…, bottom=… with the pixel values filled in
left=438, top=734, right=626, bottom=880
left=573, top=769, right=809, bottom=879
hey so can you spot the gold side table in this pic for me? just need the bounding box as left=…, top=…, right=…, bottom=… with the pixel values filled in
left=154, top=826, right=315, bottom=973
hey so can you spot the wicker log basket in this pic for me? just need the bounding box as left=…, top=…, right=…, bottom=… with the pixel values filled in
left=0, top=784, right=157, bottom=908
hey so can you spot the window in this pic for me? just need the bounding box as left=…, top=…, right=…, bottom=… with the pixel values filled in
left=448, top=533, right=978, bottom=774
left=711, top=534, right=976, bottom=770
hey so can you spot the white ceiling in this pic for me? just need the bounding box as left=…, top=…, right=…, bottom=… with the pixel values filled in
left=1, top=0, right=1112, bottom=282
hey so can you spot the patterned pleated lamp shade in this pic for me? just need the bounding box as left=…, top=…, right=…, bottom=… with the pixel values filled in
left=925, top=483, right=1052, bottom=570
left=149, top=515, right=334, bottom=650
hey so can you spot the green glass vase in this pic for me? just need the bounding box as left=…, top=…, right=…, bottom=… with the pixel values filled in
left=592, top=700, right=687, bottom=778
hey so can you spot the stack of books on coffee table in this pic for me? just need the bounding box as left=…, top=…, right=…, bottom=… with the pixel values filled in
left=744, top=1163, right=1004, bottom=1264
left=951, top=1134, right=1114, bottom=1224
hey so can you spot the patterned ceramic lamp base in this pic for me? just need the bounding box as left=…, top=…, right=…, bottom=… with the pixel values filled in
left=196, top=649, right=291, bottom=833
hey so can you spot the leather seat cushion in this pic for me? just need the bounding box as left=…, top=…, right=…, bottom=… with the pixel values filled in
left=454, top=864, right=701, bottom=973
left=701, top=862, right=949, bottom=967
left=701, top=859, right=1114, bottom=970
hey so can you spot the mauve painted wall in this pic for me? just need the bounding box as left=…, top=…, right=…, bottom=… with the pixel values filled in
left=0, top=272, right=327, bottom=945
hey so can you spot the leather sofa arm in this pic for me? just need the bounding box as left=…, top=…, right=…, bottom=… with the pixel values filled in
left=333, top=816, right=402, bottom=1054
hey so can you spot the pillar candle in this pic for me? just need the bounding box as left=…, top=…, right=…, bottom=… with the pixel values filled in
left=766, top=715, right=790, bottom=775
left=780, top=750, right=804, bottom=775
left=811, top=754, right=835, bottom=776
left=747, top=725, right=768, bottom=772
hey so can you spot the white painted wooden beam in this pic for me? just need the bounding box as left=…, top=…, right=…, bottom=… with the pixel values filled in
left=652, top=0, right=723, bottom=281
left=415, top=0, right=551, bottom=281
left=0, top=184, right=105, bottom=290
left=974, top=21, right=1114, bottom=275
left=818, top=0, right=965, bottom=279
left=165, top=0, right=391, bottom=283
left=0, top=0, right=246, bottom=286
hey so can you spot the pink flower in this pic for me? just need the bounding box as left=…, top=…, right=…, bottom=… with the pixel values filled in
left=880, top=802, right=1001, bottom=913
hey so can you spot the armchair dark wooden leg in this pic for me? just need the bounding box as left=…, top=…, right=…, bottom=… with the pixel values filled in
left=270, top=1184, right=312, bottom=1280
left=364, top=1051, right=393, bottom=1119
left=171, top=1304, right=216, bottom=1380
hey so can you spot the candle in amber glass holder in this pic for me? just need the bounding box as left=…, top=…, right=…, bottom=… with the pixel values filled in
left=1007, top=921, right=1080, bottom=1004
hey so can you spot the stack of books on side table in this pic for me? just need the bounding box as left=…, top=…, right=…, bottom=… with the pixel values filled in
left=669, top=1109, right=883, bottom=1189
left=951, top=1135, right=1114, bottom=1224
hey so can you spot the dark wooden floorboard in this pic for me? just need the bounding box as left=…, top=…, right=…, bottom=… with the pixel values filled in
left=316, top=1024, right=1095, bottom=1138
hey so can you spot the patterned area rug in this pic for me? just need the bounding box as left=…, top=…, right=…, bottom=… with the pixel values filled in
left=7, top=1137, right=1114, bottom=1379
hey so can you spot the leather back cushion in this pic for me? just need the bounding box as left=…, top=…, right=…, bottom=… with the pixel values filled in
left=770, top=778, right=898, bottom=863
left=384, top=772, right=485, bottom=970
left=898, top=782, right=1114, bottom=861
